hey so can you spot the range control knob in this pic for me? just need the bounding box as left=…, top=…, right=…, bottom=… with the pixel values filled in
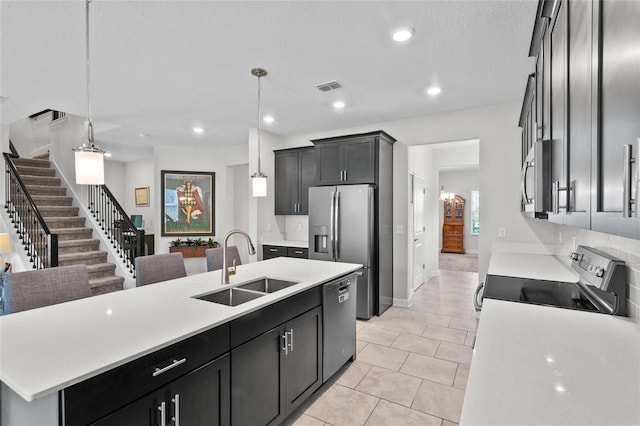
left=587, top=265, right=594, bottom=273
left=595, top=267, right=605, bottom=278
left=569, top=252, right=581, bottom=261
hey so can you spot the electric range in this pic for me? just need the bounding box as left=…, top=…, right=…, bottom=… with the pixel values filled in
left=476, top=246, right=628, bottom=316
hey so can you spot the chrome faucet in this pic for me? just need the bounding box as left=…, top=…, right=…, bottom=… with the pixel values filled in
left=221, top=229, right=256, bottom=285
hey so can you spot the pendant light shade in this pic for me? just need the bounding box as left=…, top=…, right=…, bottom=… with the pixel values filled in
left=251, top=173, right=267, bottom=197
left=251, top=67, right=268, bottom=197
left=73, top=0, right=105, bottom=185
left=74, top=149, right=105, bottom=185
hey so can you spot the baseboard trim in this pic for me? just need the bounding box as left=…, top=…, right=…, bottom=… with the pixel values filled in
left=393, top=298, right=411, bottom=308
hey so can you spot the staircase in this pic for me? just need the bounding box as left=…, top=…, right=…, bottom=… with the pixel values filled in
left=11, top=156, right=124, bottom=295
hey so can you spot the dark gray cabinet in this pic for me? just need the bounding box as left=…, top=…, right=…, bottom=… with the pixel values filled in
left=590, top=0, right=640, bottom=238
left=231, top=306, right=322, bottom=426
left=313, top=133, right=381, bottom=185
left=62, top=325, right=230, bottom=426
left=274, top=147, right=315, bottom=215
left=93, top=355, right=230, bottom=426
left=262, top=244, right=308, bottom=260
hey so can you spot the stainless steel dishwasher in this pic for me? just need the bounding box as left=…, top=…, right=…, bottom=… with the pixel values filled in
left=322, top=273, right=357, bottom=383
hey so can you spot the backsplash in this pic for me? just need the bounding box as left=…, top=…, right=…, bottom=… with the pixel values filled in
left=555, top=226, right=640, bottom=323
left=284, top=215, right=309, bottom=242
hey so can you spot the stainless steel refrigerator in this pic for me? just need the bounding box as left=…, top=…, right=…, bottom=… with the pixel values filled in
left=308, top=185, right=378, bottom=319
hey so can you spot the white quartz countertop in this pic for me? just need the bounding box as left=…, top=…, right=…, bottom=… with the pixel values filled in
left=461, top=251, right=640, bottom=425
left=461, top=299, right=640, bottom=425
left=487, top=251, right=579, bottom=282
left=263, top=240, right=309, bottom=248
left=0, top=258, right=360, bottom=402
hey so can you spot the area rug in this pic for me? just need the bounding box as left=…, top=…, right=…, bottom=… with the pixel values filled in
left=439, top=252, right=479, bottom=273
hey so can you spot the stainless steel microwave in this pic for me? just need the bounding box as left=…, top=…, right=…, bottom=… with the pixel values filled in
left=521, top=139, right=551, bottom=218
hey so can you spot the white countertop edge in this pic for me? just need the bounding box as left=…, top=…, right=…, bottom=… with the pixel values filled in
left=0, top=258, right=361, bottom=402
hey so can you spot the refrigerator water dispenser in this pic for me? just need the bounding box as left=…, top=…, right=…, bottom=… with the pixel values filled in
left=313, top=226, right=329, bottom=253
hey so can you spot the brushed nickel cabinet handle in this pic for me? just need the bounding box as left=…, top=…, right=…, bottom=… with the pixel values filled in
left=158, top=401, right=166, bottom=426
left=171, top=394, right=180, bottom=426
left=152, top=358, right=186, bottom=377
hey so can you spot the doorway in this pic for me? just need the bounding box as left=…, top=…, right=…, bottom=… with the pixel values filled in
left=412, top=174, right=425, bottom=292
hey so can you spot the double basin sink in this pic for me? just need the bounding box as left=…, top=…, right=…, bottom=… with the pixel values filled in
left=195, top=278, right=299, bottom=307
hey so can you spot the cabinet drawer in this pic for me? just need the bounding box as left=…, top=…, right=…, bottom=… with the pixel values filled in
left=287, top=247, right=308, bottom=258
left=62, top=324, right=230, bottom=426
left=263, top=245, right=287, bottom=259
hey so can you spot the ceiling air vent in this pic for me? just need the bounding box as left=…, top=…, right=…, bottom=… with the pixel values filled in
left=316, top=81, right=343, bottom=92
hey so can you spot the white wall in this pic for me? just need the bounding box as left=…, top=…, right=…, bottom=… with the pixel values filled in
left=124, top=159, right=155, bottom=231
left=154, top=143, right=250, bottom=274
left=439, top=168, right=480, bottom=253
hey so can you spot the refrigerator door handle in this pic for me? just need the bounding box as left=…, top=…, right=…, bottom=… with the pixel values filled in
left=330, top=190, right=336, bottom=260
left=335, top=191, right=340, bottom=259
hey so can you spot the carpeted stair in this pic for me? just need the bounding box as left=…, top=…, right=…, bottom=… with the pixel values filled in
left=11, top=156, right=124, bottom=295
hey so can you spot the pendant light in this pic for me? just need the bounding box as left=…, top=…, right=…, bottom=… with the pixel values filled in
left=72, top=0, right=105, bottom=185
left=250, top=67, right=268, bottom=197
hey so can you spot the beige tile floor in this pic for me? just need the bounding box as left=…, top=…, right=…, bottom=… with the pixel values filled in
left=286, top=269, right=479, bottom=426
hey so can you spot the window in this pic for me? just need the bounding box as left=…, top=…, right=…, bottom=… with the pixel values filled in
left=471, top=190, right=480, bottom=235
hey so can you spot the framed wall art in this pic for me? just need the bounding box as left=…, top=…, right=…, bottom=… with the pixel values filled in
left=134, top=186, right=150, bottom=206
left=161, top=170, right=215, bottom=236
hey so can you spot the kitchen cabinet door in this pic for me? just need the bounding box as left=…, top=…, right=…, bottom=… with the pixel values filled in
left=343, top=138, right=376, bottom=184
left=275, top=147, right=315, bottom=215
left=231, top=326, right=286, bottom=426
left=298, top=148, right=316, bottom=214
left=275, top=150, right=299, bottom=215
left=591, top=0, right=640, bottom=238
left=315, top=142, right=343, bottom=185
left=564, top=0, right=592, bottom=229
left=283, top=306, right=322, bottom=414
left=91, top=388, right=164, bottom=426
left=548, top=0, right=568, bottom=224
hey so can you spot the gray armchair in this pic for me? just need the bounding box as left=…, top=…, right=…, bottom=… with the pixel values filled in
left=1, top=264, right=91, bottom=314
left=134, top=252, right=187, bottom=286
left=206, top=246, right=241, bottom=272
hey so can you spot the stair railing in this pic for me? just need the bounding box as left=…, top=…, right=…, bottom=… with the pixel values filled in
left=88, top=184, right=144, bottom=276
left=3, top=153, right=59, bottom=268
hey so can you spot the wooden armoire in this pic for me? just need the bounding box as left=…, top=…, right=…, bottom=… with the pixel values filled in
left=441, top=195, right=465, bottom=254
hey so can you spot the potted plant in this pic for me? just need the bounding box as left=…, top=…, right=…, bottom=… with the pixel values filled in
left=169, top=237, right=218, bottom=257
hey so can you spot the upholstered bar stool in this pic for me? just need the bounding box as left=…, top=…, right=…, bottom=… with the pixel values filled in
left=205, top=246, right=242, bottom=272
left=1, top=264, right=91, bottom=314
left=134, top=252, right=187, bottom=286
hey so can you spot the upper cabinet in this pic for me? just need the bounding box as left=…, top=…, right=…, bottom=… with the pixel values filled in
left=590, top=0, right=640, bottom=238
left=312, top=131, right=395, bottom=186
left=274, top=147, right=315, bottom=215
left=524, top=0, right=640, bottom=239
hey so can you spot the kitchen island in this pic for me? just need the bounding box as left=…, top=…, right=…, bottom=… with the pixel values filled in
left=0, top=257, right=361, bottom=425
left=461, top=252, right=640, bottom=425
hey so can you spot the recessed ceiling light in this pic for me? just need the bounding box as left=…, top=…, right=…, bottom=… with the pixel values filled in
left=427, top=86, right=442, bottom=96
left=193, top=127, right=204, bottom=134
left=138, top=133, right=149, bottom=138
left=263, top=116, right=275, bottom=123
left=333, top=101, right=345, bottom=109
left=104, top=152, right=112, bottom=157
left=392, top=26, right=414, bottom=42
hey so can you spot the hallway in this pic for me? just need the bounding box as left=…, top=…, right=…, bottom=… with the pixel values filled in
left=290, top=269, right=479, bottom=425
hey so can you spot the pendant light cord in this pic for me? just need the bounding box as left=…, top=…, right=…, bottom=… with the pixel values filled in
left=256, top=73, right=262, bottom=174
left=85, top=0, right=94, bottom=145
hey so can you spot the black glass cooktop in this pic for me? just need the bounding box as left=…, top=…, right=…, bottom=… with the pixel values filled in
left=484, top=275, right=600, bottom=312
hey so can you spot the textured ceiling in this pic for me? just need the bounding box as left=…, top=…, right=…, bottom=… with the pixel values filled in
left=1, top=0, right=537, bottom=161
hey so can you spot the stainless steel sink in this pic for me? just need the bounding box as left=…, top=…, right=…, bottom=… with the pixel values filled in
left=196, top=288, right=265, bottom=306
left=237, top=278, right=299, bottom=293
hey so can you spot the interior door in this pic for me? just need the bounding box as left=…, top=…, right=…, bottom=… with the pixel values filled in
left=412, top=174, right=425, bottom=291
